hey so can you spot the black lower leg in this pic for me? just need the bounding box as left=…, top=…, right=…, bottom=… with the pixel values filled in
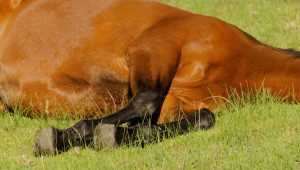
left=100, top=89, right=164, bottom=124
left=34, top=89, right=164, bottom=155
left=60, top=89, right=163, bottom=148
left=34, top=118, right=102, bottom=155
left=55, top=119, right=102, bottom=152
left=139, top=108, right=215, bottom=143
left=94, top=108, right=215, bottom=149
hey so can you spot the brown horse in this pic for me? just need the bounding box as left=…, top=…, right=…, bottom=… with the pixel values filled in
left=0, top=0, right=299, bottom=155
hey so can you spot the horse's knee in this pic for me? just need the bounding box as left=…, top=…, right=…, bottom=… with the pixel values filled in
left=130, top=89, right=164, bottom=123
left=132, top=90, right=163, bottom=114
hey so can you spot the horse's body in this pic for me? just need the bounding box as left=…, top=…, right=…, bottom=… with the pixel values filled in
left=1, top=0, right=298, bottom=122
left=1, top=0, right=300, bottom=155
left=2, top=0, right=221, bottom=121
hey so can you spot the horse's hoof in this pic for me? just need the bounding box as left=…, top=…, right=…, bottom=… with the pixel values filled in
left=94, top=124, right=118, bottom=151
left=34, top=127, right=57, bottom=156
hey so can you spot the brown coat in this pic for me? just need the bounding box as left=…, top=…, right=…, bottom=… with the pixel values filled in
left=0, top=0, right=299, bottom=122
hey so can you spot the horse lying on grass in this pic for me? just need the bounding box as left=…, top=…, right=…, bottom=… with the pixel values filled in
left=0, top=0, right=299, bottom=156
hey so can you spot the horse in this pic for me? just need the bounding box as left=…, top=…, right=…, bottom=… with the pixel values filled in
left=0, top=0, right=299, bottom=155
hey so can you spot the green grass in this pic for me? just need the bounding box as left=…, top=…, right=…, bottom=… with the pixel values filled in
left=1, top=94, right=299, bottom=169
left=0, top=0, right=300, bottom=169
left=163, top=0, right=300, bottom=50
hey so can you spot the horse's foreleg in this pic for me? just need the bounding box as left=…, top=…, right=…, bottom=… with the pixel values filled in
left=34, top=91, right=164, bottom=156
left=33, top=118, right=101, bottom=156
left=34, top=89, right=164, bottom=156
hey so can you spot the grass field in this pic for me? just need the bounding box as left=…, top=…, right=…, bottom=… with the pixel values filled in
left=0, top=0, right=300, bottom=169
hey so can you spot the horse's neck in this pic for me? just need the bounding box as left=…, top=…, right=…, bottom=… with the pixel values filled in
left=245, top=45, right=300, bottom=101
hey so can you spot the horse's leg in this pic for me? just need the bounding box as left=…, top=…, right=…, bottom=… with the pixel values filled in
left=34, top=39, right=183, bottom=155
left=93, top=108, right=215, bottom=150
left=34, top=89, right=164, bottom=155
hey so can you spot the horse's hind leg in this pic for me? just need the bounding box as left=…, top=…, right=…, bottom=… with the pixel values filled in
left=93, top=108, right=215, bottom=150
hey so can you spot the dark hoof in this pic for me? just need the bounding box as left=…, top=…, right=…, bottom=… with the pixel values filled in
left=94, top=124, right=118, bottom=151
left=196, top=108, right=215, bottom=130
left=34, top=127, right=57, bottom=156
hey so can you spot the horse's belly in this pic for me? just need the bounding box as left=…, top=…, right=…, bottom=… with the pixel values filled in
left=0, top=0, right=136, bottom=117
left=0, top=55, right=129, bottom=118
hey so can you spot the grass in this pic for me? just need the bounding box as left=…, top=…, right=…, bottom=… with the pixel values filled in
left=1, top=93, right=299, bottom=169
left=0, top=0, right=299, bottom=169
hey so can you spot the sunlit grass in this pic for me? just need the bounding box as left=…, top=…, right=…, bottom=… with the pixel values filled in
left=1, top=89, right=299, bottom=169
